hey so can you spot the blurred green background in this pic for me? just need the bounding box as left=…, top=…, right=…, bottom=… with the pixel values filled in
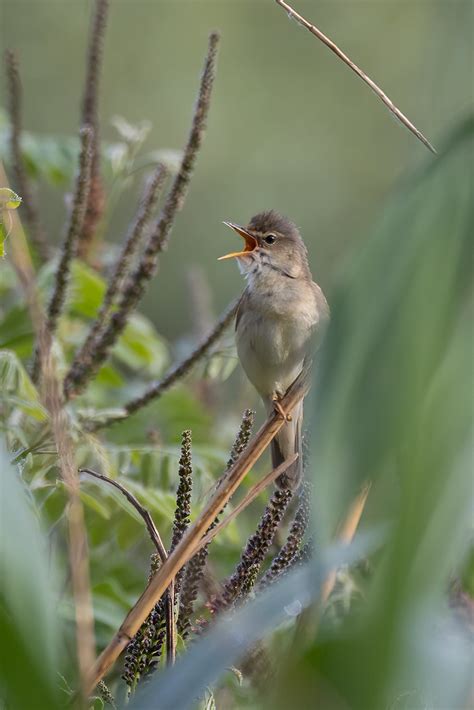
left=1, top=0, right=471, bottom=338
left=0, top=4, right=473, bottom=708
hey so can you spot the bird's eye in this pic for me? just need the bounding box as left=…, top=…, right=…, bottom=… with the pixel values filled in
left=264, top=234, right=277, bottom=245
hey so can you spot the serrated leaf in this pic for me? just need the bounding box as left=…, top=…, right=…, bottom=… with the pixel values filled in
left=0, top=350, right=47, bottom=421
left=114, top=312, right=168, bottom=375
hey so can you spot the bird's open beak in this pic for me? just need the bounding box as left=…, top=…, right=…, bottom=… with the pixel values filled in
left=218, top=221, right=258, bottom=260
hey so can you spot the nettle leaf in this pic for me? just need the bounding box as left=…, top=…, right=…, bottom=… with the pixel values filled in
left=69, top=260, right=106, bottom=318
left=0, top=304, right=34, bottom=357
left=67, top=261, right=168, bottom=374
left=0, top=350, right=47, bottom=421
left=21, top=133, right=79, bottom=185
left=115, top=312, right=168, bottom=376
left=79, top=489, right=111, bottom=520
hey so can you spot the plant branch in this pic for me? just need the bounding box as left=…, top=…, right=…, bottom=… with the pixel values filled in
left=84, top=365, right=311, bottom=691
left=65, top=31, right=220, bottom=394
left=31, top=125, right=94, bottom=383
left=64, top=163, right=168, bottom=399
left=79, top=0, right=109, bottom=257
left=4, top=50, right=49, bottom=261
left=79, top=468, right=167, bottom=562
left=87, top=297, right=239, bottom=431
left=275, top=0, right=436, bottom=154
left=80, top=468, right=176, bottom=667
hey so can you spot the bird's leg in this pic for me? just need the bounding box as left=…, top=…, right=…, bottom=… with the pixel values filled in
left=272, top=392, right=292, bottom=422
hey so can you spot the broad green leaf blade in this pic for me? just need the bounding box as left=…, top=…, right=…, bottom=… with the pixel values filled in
left=298, top=118, right=474, bottom=710
left=0, top=441, right=62, bottom=710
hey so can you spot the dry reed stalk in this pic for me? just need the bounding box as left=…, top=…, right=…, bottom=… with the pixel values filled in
left=275, top=0, right=436, bottom=153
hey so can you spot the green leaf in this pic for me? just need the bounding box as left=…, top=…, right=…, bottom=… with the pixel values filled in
left=79, top=489, right=111, bottom=520
left=0, top=441, right=62, bottom=709
left=0, top=187, right=22, bottom=209
left=114, top=312, right=168, bottom=376
left=0, top=304, right=34, bottom=356
left=0, top=350, right=47, bottom=421
left=69, top=260, right=106, bottom=318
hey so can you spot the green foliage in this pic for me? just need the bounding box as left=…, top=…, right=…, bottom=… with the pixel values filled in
left=124, top=120, right=474, bottom=709
left=0, top=445, right=62, bottom=710
left=0, top=187, right=22, bottom=257
left=1, top=89, right=472, bottom=710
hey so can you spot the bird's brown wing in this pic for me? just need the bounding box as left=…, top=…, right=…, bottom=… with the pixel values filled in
left=235, top=287, right=250, bottom=331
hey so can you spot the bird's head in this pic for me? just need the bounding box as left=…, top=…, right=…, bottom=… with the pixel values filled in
left=218, top=210, right=310, bottom=280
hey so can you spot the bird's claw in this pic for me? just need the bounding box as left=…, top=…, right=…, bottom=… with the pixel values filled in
left=272, top=395, right=292, bottom=422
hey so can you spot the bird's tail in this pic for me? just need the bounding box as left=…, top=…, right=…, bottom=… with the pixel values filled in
left=268, top=399, right=303, bottom=491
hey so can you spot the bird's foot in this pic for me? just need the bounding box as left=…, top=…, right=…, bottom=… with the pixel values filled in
left=272, top=393, right=292, bottom=422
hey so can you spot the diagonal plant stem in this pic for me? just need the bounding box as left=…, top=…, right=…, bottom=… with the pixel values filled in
left=31, top=125, right=94, bottom=383
left=4, top=50, right=49, bottom=261
left=86, top=297, right=239, bottom=431
left=63, top=162, right=168, bottom=399
left=275, top=0, right=436, bottom=154
left=84, top=366, right=311, bottom=692
left=64, top=32, right=220, bottom=397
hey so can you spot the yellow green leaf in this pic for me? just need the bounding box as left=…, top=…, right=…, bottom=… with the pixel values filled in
left=0, top=187, right=22, bottom=210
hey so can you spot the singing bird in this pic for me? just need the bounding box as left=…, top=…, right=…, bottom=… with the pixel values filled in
left=219, top=211, right=329, bottom=490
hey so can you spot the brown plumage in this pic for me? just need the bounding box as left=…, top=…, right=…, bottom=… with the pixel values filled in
left=220, top=211, right=329, bottom=489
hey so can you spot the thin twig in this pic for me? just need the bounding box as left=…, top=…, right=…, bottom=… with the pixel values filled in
left=85, top=366, right=311, bottom=692
left=65, top=32, right=220, bottom=395
left=275, top=0, right=436, bottom=154
left=80, top=467, right=177, bottom=668
left=63, top=163, right=168, bottom=399
left=4, top=50, right=49, bottom=261
left=79, top=0, right=109, bottom=257
left=87, top=297, right=239, bottom=431
left=79, top=468, right=167, bottom=562
left=31, top=125, right=94, bottom=383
